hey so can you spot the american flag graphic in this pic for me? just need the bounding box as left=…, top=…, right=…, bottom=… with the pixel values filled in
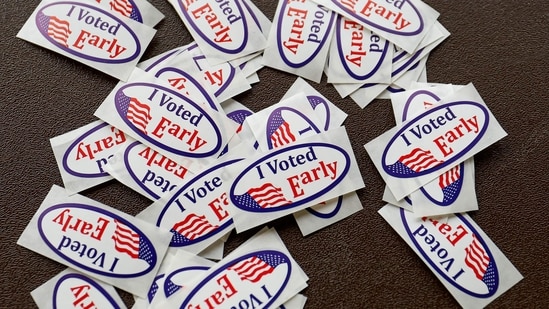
left=229, top=253, right=287, bottom=283
left=164, top=279, right=182, bottom=297
left=112, top=219, right=154, bottom=264
left=116, top=90, right=152, bottom=134
left=36, top=12, right=72, bottom=48
left=169, top=214, right=219, bottom=245
left=268, top=111, right=296, bottom=148
left=464, top=234, right=497, bottom=292
left=307, top=95, right=329, bottom=131
left=147, top=274, right=164, bottom=302
left=386, top=147, right=444, bottom=176
left=438, top=164, right=463, bottom=204
left=234, top=183, right=292, bottom=210
left=109, top=0, right=140, bottom=21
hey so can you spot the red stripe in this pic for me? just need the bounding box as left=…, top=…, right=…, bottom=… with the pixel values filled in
left=248, top=183, right=291, bottom=208
left=271, top=122, right=296, bottom=148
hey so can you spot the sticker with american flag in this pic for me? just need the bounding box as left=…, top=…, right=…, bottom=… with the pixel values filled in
left=378, top=204, right=523, bottom=308
left=19, top=185, right=172, bottom=298
left=366, top=84, right=507, bottom=201
left=17, top=0, right=157, bottom=80
left=161, top=228, right=308, bottom=308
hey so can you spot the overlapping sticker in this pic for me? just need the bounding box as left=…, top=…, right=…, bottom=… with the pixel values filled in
left=17, top=0, right=157, bottom=80
left=17, top=185, right=172, bottom=298
left=379, top=204, right=523, bottom=308
left=365, top=83, right=507, bottom=200
left=31, top=269, right=126, bottom=309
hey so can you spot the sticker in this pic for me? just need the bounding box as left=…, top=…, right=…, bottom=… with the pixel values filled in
left=105, top=141, right=194, bottom=201
left=94, top=68, right=238, bottom=172
left=313, top=0, right=440, bottom=53
left=262, top=0, right=336, bottom=83
left=170, top=44, right=252, bottom=103
left=169, top=0, right=266, bottom=64
left=389, top=84, right=478, bottom=216
left=17, top=185, right=172, bottom=297
left=17, top=0, right=157, bottom=81
left=226, top=127, right=364, bottom=232
left=31, top=269, right=126, bottom=309
left=50, top=120, right=132, bottom=194
left=162, top=228, right=308, bottom=309
left=137, top=157, right=243, bottom=254
left=326, top=14, right=392, bottom=84
left=294, top=191, right=363, bottom=236
left=378, top=204, right=523, bottom=308
left=132, top=249, right=215, bottom=309
left=281, top=77, right=348, bottom=130
left=95, top=0, right=165, bottom=27
left=364, top=83, right=507, bottom=200
left=245, top=93, right=324, bottom=152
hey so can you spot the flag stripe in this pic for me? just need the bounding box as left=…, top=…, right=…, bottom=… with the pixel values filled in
left=172, top=214, right=218, bottom=240
left=229, top=256, right=275, bottom=283
left=464, top=235, right=490, bottom=280
left=271, top=122, right=296, bottom=148
left=112, top=219, right=140, bottom=258
left=248, top=183, right=291, bottom=208
left=110, top=0, right=133, bottom=17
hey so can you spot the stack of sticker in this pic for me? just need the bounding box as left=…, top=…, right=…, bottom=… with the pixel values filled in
left=364, top=83, right=523, bottom=307
left=16, top=0, right=369, bottom=307
left=15, top=0, right=522, bottom=307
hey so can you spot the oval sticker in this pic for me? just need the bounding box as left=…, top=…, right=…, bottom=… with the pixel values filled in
left=330, top=0, right=424, bottom=36
left=157, top=159, right=242, bottom=247
left=180, top=250, right=291, bottom=308
left=230, top=142, right=350, bottom=213
left=53, top=273, right=121, bottom=309
left=163, top=266, right=210, bottom=298
left=114, top=82, right=222, bottom=158
left=277, top=1, right=335, bottom=67
left=62, top=122, right=127, bottom=178
left=336, top=16, right=389, bottom=80
left=36, top=1, right=141, bottom=63
left=155, top=66, right=219, bottom=111
left=38, top=203, right=157, bottom=278
left=123, top=142, right=190, bottom=200
left=266, top=107, right=321, bottom=149
left=177, top=0, right=248, bottom=54
left=382, top=101, right=489, bottom=178
left=402, top=90, right=464, bottom=206
left=401, top=209, right=499, bottom=297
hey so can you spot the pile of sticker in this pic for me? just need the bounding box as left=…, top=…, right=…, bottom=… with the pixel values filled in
left=15, top=0, right=522, bottom=307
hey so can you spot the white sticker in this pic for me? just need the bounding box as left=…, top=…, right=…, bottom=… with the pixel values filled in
left=168, top=0, right=267, bottom=65
left=294, top=191, right=363, bottom=236
left=17, top=0, right=156, bottom=81
left=31, top=268, right=126, bottom=309
left=262, top=0, right=336, bottom=83
left=50, top=120, right=133, bottom=194
left=225, top=126, right=365, bottom=232
left=326, top=15, right=392, bottom=84
left=136, top=155, right=242, bottom=255
left=364, top=83, right=507, bottom=200
left=389, top=84, right=479, bottom=216
left=312, top=0, right=440, bottom=53
left=282, top=77, right=348, bottom=129
left=17, top=185, right=172, bottom=298
left=94, top=68, right=238, bottom=173
left=161, top=228, right=309, bottom=309
left=378, top=204, right=523, bottom=308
